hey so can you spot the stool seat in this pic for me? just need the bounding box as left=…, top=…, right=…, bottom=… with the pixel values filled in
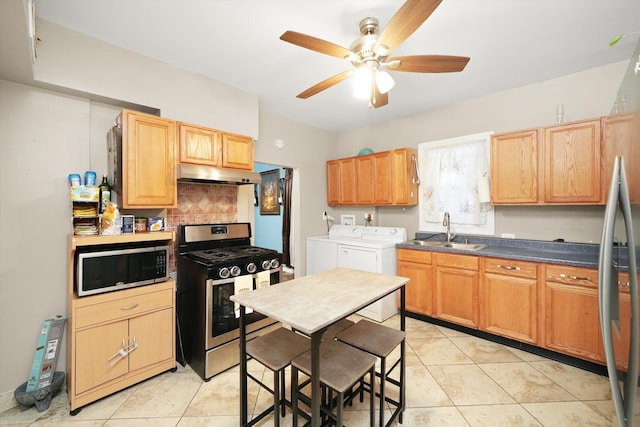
left=336, top=319, right=405, bottom=357
left=247, top=327, right=309, bottom=371
left=292, top=340, right=376, bottom=392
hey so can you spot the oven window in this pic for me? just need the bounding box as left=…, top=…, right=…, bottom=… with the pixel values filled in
left=210, top=281, right=266, bottom=338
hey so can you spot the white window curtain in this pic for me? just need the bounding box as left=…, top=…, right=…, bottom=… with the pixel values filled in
left=418, top=132, right=494, bottom=235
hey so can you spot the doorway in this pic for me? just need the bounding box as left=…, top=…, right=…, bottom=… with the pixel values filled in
left=253, top=162, right=297, bottom=280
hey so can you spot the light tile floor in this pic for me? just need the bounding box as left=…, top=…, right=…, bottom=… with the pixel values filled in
left=0, top=315, right=634, bottom=426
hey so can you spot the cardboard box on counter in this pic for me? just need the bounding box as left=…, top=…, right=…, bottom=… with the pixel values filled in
left=70, top=186, right=99, bottom=202
left=147, top=217, right=165, bottom=232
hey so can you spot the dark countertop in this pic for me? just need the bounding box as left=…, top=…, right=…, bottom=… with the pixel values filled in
left=396, top=233, right=631, bottom=270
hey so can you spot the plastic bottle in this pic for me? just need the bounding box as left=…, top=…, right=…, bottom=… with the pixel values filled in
left=99, top=175, right=112, bottom=213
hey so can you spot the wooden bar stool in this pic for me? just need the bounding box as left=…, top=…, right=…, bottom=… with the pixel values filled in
left=336, top=320, right=406, bottom=427
left=245, top=327, right=309, bottom=427
left=291, top=339, right=376, bottom=427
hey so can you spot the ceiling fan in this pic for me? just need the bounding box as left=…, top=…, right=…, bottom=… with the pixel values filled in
left=280, top=0, right=469, bottom=108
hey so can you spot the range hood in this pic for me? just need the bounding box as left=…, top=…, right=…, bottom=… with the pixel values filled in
left=177, top=164, right=262, bottom=185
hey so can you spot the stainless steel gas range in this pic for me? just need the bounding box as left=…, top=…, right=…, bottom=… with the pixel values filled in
left=176, top=223, right=282, bottom=380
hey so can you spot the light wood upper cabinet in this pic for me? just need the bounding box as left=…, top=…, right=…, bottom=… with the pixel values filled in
left=178, top=123, right=254, bottom=171
left=222, top=132, right=254, bottom=170
left=491, top=129, right=540, bottom=204
left=327, top=160, right=341, bottom=205
left=327, top=148, right=418, bottom=206
left=355, top=155, right=376, bottom=205
left=179, top=123, right=221, bottom=166
left=544, top=119, right=601, bottom=204
left=491, top=118, right=603, bottom=205
left=120, top=109, right=177, bottom=208
left=601, top=113, right=639, bottom=202
left=481, top=257, right=538, bottom=344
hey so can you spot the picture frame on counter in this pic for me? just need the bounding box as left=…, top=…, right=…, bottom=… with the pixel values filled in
left=259, top=169, right=280, bottom=215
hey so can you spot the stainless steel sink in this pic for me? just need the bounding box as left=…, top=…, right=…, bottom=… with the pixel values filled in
left=440, top=242, right=486, bottom=251
left=407, top=240, right=486, bottom=251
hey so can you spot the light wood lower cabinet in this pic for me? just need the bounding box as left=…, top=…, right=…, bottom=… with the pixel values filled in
left=542, top=265, right=603, bottom=363
left=397, top=249, right=433, bottom=316
left=434, top=253, right=479, bottom=329
left=68, top=281, right=176, bottom=413
left=481, top=257, right=538, bottom=344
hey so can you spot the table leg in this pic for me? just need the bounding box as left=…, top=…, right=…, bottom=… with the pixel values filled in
left=310, top=330, right=321, bottom=427
left=239, top=306, right=248, bottom=426
left=400, top=285, right=406, bottom=420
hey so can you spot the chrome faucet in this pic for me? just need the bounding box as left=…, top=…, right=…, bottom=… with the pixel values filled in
left=443, top=212, right=455, bottom=242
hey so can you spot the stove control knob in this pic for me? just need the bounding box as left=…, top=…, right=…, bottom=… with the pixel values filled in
left=218, top=267, right=230, bottom=279
left=230, top=266, right=242, bottom=277
left=247, top=263, right=257, bottom=274
left=270, top=259, right=280, bottom=269
left=261, top=260, right=271, bottom=270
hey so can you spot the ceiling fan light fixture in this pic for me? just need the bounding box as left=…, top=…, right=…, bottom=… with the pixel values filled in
left=353, top=67, right=373, bottom=99
left=376, top=71, right=395, bottom=94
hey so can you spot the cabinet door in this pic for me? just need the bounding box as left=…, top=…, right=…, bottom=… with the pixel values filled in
left=391, top=148, right=418, bottom=205
left=543, top=266, right=603, bottom=362
left=129, top=308, right=174, bottom=372
left=179, top=123, right=221, bottom=166
left=340, top=158, right=356, bottom=205
left=355, top=155, right=376, bottom=205
left=222, top=133, right=254, bottom=170
left=75, top=320, right=129, bottom=395
left=374, top=152, right=393, bottom=205
left=435, top=266, right=479, bottom=328
left=602, top=113, right=639, bottom=202
left=122, top=110, right=177, bottom=208
left=543, top=119, right=601, bottom=203
left=397, top=260, right=433, bottom=316
left=490, top=130, right=539, bottom=204
left=327, top=160, right=341, bottom=205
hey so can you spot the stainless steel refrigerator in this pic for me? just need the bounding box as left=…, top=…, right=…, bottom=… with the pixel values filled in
left=598, top=38, right=640, bottom=427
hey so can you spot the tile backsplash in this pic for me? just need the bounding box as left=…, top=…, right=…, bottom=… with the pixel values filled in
left=166, top=182, right=238, bottom=272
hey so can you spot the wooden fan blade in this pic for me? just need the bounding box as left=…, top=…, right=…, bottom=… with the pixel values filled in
left=280, top=31, right=356, bottom=60
left=386, top=55, right=470, bottom=73
left=373, top=0, right=442, bottom=56
left=372, top=84, right=388, bottom=108
left=297, top=70, right=354, bottom=99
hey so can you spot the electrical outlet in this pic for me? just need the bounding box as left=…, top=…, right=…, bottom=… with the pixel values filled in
left=501, top=233, right=516, bottom=239
left=322, top=211, right=329, bottom=220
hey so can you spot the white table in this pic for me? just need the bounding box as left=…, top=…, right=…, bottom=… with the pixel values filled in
left=231, top=267, right=409, bottom=427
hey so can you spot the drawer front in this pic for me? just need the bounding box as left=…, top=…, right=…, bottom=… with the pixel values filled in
left=75, top=288, right=173, bottom=329
left=397, top=249, right=432, bottom=264
left=484, top=257, right=537, bottom=279
left=545, top=265, right=598, bottom=289
left=435, top=253, right=478, bottom=271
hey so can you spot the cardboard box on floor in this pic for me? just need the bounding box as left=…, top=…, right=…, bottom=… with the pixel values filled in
left=26, top=316, right=66, bottom=392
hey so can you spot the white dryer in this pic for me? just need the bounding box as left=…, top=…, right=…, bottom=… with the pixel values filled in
left=306, top=225, right=407, bottom=322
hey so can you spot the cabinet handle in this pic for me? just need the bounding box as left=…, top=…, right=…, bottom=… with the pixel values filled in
left=559, top=273, right=592, bottom=281
left=496, top=264, right=520, bottom=271
left=120, top=303, right=139, bottom=310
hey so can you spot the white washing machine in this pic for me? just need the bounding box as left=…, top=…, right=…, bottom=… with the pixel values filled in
left=306, top=225, right=407, bottom=322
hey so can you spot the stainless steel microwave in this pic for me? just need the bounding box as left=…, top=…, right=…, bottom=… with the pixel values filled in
left=75, top=244, right=169, bottom=297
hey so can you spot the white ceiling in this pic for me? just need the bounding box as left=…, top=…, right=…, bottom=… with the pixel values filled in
left=35, top=0, right=640, bottom=133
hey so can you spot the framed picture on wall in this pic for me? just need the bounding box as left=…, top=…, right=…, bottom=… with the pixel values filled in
left=260, top=169, right=280, bottom=215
